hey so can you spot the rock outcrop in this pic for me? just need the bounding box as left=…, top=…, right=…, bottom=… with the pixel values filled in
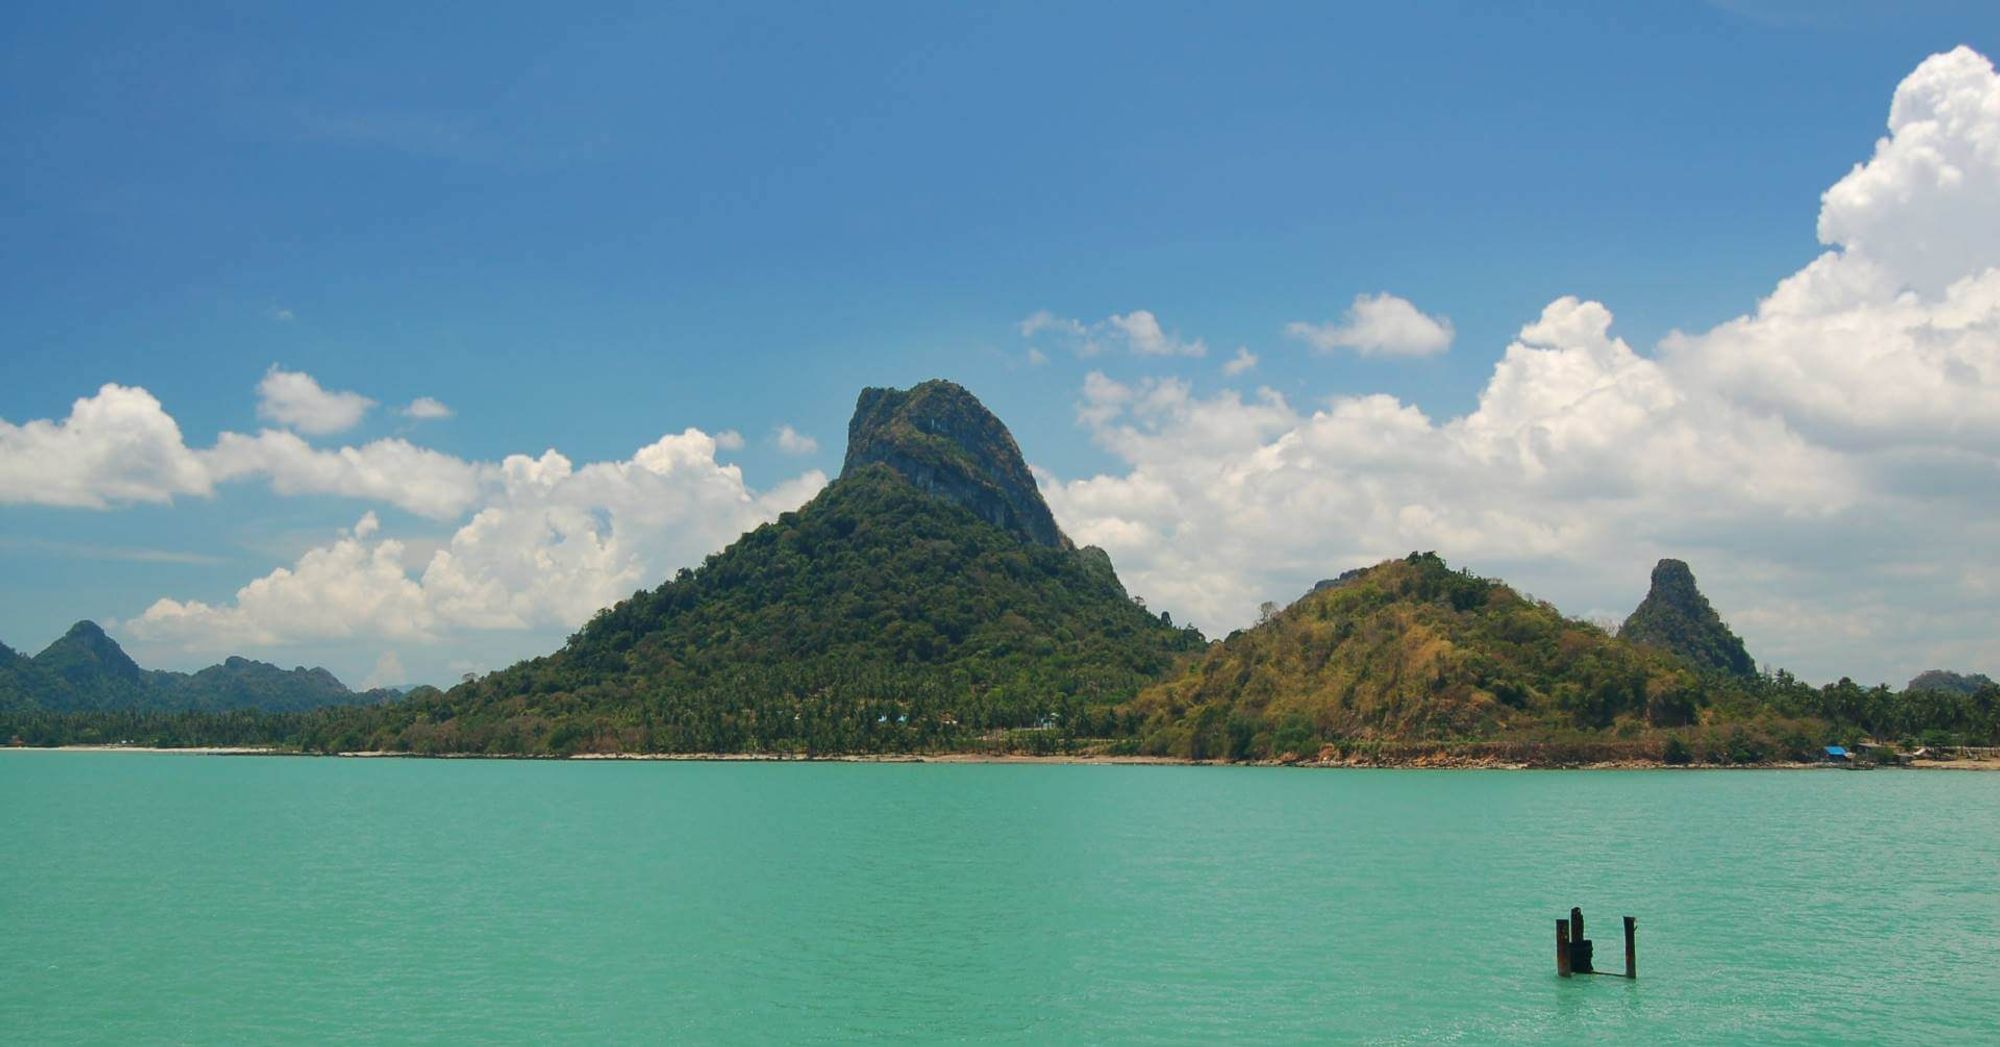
left=1618, top=559, right=1756, bottom=677
left=842, top=380, right=1069, bottom=549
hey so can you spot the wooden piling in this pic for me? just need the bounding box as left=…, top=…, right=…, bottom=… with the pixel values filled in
left=1623, top=915, right=1637, bottom=979
left=1556, top=918, right=1572, bottom=978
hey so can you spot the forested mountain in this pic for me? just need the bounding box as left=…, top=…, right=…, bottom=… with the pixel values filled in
left=32, top=621, right=152, bottom=706
left=1125, top=553, right=1711, bottom=759
left=1906, top=669, right=1996, bottom=696
left=0, top=621, right=393, bottom=713
left=294, top=380, right=1203, bottom=755
left=1618, top=559, right=1757, bottom=677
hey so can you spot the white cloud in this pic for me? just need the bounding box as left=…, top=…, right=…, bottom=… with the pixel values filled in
left=774, top=425, right=819, bottom=455
left=403, top=396, right=453, bottom=421
left=361, top=649, right=406, bottom=690
left=256, top=367, right=373, bottom=435
left=1816, top=46, right=2000, bottom=299
left=136, top=514, right=436, bottom=648
left=1222, top=347, right=1258, bottom=376
left=204, top=430, right=490, bottom=520
left=1019, top=308, right=1207, bottom=358
left=1286, top=292, right=1455, bottom=357
left=131, top=432, right=827, bottom=651
left=1109, top=310, right=1207, bottom=357
left=6, top=370, right=826, bottom=656
left=0, top=384, right=213, bottom=508
left=0, top=382, right=485, bottom=517
left=1043, top=48, right=2000, bottom=684
left=1018, top=309, right=1086, bottom=340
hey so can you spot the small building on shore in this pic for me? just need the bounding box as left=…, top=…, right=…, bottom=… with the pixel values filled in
left=1821, top=745, right=1850, bottom=763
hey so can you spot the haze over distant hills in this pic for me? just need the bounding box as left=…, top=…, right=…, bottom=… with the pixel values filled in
left=0, top=620, right=394, bottom=714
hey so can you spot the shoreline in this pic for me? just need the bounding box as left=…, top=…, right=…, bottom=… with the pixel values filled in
left=9, top=745, right=2000, bottom=770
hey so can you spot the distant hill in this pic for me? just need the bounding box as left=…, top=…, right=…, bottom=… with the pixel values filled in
left=1618, top=559, right=1756, bottom=678
left=0, top=621, right=394, bottom=714
left=33, top=621, right=152, bottom=707
left=1906, top=669, right=1997, bottom=696
left=299, top=379, right=1205, bottom=755
left=1125, top=553, right=1703, bottom=760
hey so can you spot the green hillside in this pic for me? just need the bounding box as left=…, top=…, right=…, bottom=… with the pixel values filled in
left=295, top=383, right=1204, bottom=755
left=0, top=621, right=391, bottom=714
left=1126, top=553, right=1710, bottom=760
left=0, top=642, right=49, bottom=712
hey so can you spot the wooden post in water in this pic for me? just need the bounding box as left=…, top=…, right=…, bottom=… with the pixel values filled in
left=1623, top=916, right=1637, bottom=979
left=1556, top=918, right=1572, bottom=978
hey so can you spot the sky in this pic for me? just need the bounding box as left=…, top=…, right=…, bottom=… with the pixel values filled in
left=3, top=1, right=1998, bottom=690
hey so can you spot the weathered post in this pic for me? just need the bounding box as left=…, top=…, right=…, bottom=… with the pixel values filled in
left=1557, top=918, right=1572, bottom=978
left=1568, top=906, right=1594, bottom=973
left=1623, top=915, right=1637, bottom=979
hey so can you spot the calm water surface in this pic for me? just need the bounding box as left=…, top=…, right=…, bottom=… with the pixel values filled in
left=3, top=753, right=1996, bottom=1043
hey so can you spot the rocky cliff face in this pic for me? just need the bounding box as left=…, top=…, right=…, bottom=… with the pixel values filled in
left=1618, top=559, right=1756, bottom=677
left=841, top=379, right=1070, bottom=549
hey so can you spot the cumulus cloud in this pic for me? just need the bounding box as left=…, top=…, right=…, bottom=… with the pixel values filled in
left=0, top=384, right=213, bottom=508
left=1285, top=292, right=1454, bottom=357
left=1044, top=48, right=2000, bottom=684
left=256, top=367, right=374, bottom=435
left=361, top=649, right=407, bottom=690
left=774, top=425, right=819, bottom=455
left=5, top=368, right=825, bottom=657
left=1816, top=46, right=2000, bottom=298
left=1109, top=310, right=1207, bottom=357
left=204, top=430, right=490, bottom=519
left=137, top=513, right=435, bottom=647
left=132, top=431, right=828, bottom=650
left=1019, top=308, right=1207, bottom=358
left=403, top=396, right=453, bottom=421
left=1222, top=347, right=1258, bottom=376
left=2, top=374, right=479, bottom=518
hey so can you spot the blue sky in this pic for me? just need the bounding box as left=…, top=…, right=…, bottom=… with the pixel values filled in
left=4, top=2, right=1999, bottom=688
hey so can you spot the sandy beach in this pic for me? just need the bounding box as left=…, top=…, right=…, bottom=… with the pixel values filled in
left=12, top=744, right=2000, bottom=770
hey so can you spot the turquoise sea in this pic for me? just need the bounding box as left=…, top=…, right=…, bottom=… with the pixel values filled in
left=3, top=753, right=1996, bottom=1043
